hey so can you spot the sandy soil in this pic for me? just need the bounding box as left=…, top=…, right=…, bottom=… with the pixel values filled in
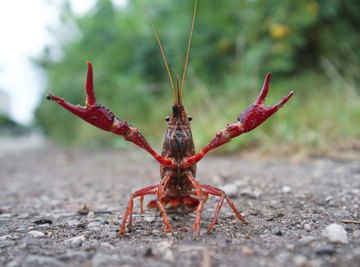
left=0, top=144, right=359, bottom=267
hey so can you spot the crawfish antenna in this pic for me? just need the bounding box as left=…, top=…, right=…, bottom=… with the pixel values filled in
left=174, top=69, right=181, bottom=106
left=180, top=0, right=197, bottom=101
left=143, top=0, right=176, bottom=104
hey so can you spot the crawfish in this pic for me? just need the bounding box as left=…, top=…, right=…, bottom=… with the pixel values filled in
left=47, top=0, right=293, bottom=237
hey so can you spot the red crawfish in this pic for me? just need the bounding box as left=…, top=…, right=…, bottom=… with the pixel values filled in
left=47, top=0, right=294, bottom=237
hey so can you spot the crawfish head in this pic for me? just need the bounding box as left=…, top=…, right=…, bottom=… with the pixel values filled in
left=163, top=104, right=195, bottom=156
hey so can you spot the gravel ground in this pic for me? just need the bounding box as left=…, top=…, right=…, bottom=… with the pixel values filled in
left=0, top=144, right=359, bottom=267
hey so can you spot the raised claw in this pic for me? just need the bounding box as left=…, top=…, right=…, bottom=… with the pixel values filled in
left=46, top=62, right=121, bottom=132
left=238, top=73, right=294, bottom=133
left=47, top=61, right=176, bottom=168
left=180, top=73, right=294, bottom=168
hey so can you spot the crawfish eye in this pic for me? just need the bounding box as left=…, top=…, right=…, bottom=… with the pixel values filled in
left=188, top=115, right=192, bottom=121
left=165, top=116, right=170, bottom=122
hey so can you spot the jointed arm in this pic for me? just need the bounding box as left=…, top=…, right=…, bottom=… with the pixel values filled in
left=47, top=62, right=176, bottom=168
left=181, top=73, right=293, bottom=168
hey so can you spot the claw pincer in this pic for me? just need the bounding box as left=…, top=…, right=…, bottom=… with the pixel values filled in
left=238, top=73, right=294, bottom=133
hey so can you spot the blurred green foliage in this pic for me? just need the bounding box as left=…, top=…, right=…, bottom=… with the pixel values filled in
left=35, top=0, right=360, bottom=152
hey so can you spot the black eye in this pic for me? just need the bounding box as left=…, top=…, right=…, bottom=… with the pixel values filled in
left=187, top=115, right=192, bottom=121
left=165, top=116, right=170, bottom=122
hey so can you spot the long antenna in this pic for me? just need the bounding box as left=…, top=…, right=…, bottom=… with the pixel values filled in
left=173, top=69, right=181, bottom=105
left=180, top=0, right=197, bottom=100
left=143, top=0, right=176, bottom=104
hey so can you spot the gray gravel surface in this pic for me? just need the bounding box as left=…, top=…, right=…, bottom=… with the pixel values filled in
left=0, top=147, right=359, bottom=267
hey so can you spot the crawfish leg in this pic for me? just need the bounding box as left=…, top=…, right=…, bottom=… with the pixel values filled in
left=186, top=173, right=205, bottom=237
left=119, top=184, right=157, bottom=235
left=200, top=184, right=245, bottom=233
left=156, top=174, right=174, bottom=234
left=156, top=201, right=174, bottom=234
left=140, top=195, right=144, bottom=214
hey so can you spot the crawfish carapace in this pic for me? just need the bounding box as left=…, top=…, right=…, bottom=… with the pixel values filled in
left=47, top=0, right=294, bottom=237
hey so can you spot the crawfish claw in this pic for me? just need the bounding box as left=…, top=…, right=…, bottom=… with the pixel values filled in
left=47, top=91, right=116, bottom=132
left=238, top=73, right=294, bottom=133
left=46, top=62, right=123, bottom=132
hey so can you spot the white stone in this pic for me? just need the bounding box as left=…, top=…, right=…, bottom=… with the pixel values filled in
left=27, top=231, right=45, bottom=238
left=88, top=222, right=101, bottom=228
left=162, top=249, right=175, bottom=263
left=220, top=184, right=238, bottom=198
left=293, top=255, right=308, bottom=267
left=0, top=235, right=10, bottom=241
left=64, top=235, right=86, bottom=246
left=304, top=224, right=311, bottom=232
left=66, top=220, right=81, bottom=227
left=240, top=187, right=262, bottom=199
left=152, top=240, right=175, bottom=262
left=100, top=242, right=115, bottom=250
left=282, top=186, right=292, bottom=193
left=322, top=224, right=348, bottom=244
left=143, top=215, right=156, bottom=222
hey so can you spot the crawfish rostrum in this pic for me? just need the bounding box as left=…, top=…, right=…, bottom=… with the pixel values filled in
left=47, top=0, right=293, bottom=237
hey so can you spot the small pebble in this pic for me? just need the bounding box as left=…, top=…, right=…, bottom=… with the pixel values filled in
left=0, top=213, right=12, bottom=218
left=152, top=240, right=175, bottom=262
left=88, top=222, right=101, bottom=228
left=240, top=246, right=254, bottom=256
left=17, top=213, right=30, bottom=219
left=162, top=249, right=175, bottom=262
left=143, top=215, right=156, bottom=222
left=220, top=184, right=238, bottom=198
left=325, top=196, right=333, bottom=203
left=0, top=235, right=10, bottom=241
left=33, top=219, right=53, bottom=225
left=322, top=224, right=348, bottom=244
left=282, top=186, right=292, bottom=193
left=152, top=229, right=161, bottom=235
left=293, top=255, right=308, bottom=266
left=64, top=235, right=86, bottom=246
left=27, top=230, right=45, bottom=238
left=240, top=188, right=262, bottom=199
left=144, top=248, right=153, bottom=257
left=272, top=228, right=283, bottom=236
left=100, top=242, right=115, bottom=250
left=77, top=205, right=90, bottom=215
left=314, top=245, right=336, bottom=256
left=66, top=220, right=81, bottom=227
left=304, top=224, right=311, bottom=232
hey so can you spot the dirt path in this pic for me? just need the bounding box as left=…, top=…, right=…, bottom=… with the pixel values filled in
left=0, top=146, right=359, bottom=267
